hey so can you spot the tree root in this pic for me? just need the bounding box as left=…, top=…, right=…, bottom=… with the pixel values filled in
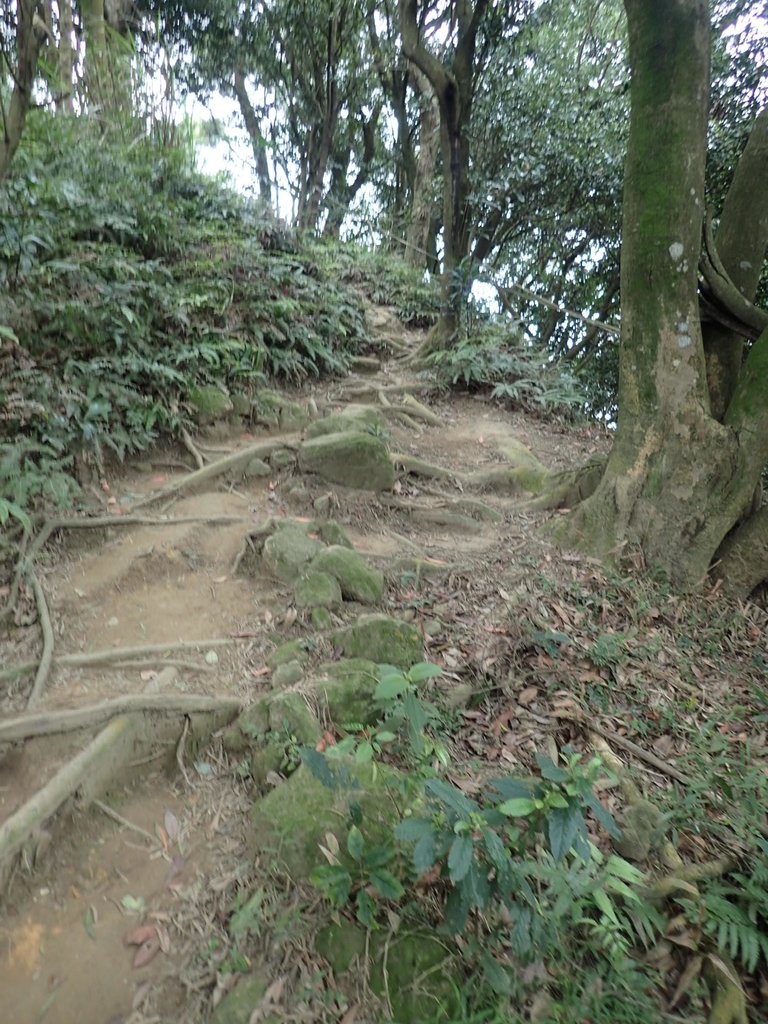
left=392, top=452, right=465, bottom=483
left=0, top=693, right=241, bottom=743
left=349, top=355, right=382, bottom=372
left=180, top=426, right=206, bottom=470
left=25, top=571, right=54, bottom=709
left=524, top=457, right=606, bottom=510
left=703, top=957, right=749, bottom=1024
left=127, top=438, right=297, bottom=511
left=380, top=494, right=484, bottom=533
left=0, top=637, right=242, bottom=683
left=711, top=506, right=768, bottom=599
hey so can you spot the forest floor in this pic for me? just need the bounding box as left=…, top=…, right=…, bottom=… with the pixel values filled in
left=0, top=303, right=766, bottom=1024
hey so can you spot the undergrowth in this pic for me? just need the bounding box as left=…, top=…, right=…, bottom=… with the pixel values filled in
left=0, top=115, right=367, bottom=522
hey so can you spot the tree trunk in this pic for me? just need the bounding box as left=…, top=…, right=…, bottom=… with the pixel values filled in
left=702, top=107, right=768, bottom=420
left=405, top=67, right=440, bottom=269
left=57, top=0, right=75, bottom=111
left=552, top=0, right=768, bottom=591
left=0, top=2, right=46, bottom=179
left=399, top=0, right=487, bottom=346
left=233, top=68, right=273, bottom=209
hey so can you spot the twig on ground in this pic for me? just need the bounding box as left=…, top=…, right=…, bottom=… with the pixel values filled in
left=176, top=716, right=192, bottom=785
left=93, top=799, right=158, bottom=845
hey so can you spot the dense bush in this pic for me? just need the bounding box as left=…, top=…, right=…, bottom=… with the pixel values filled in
left=0, top=116, right=367, bottom=520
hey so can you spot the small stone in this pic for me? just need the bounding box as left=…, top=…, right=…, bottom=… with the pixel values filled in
left=311, top=607, right=333, bottom=630
left=331, top=614, right=423, bottom=670
left=262, top=524, right=322, bottom=582
left=298, top=432, right=394, bottom=492
left=267, top=449, right=296, bottom=470
left=266, top=691, right=320, bottom=745
left=266, top=638, right=312, bottom=669
left=204, top=650, right=219, bottom=665
left=309, top=546, right=384, bottom=605
left=243, top=457, right=272, bottom=479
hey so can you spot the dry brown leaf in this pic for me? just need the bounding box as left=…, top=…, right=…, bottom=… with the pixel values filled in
left=518, top=686, right=538, bottom=706
left=339, top=1006, right=359, bottom=1024
left=164, top=810, right=180, bottom=842
left=124, top=925, right=156, bottom=948
left=668, top=955, right=703, bottom=1009
left=133, top=935, right=161, bottom=969
left=706, top=953, right=742, bottom=991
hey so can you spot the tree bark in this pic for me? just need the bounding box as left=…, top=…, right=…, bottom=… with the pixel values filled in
left=0, top=1, right=46, bottom=179
left=702, top=107, right=768, bottom=420
left=233, top=67, right=273, bottom=209
left=57, top=0, right=75, bottom=111
left=405, top=66, right=440, bottom=268
left=399, top=0, right=488, bottom=344
left=552, top=0, right=767, bottom=589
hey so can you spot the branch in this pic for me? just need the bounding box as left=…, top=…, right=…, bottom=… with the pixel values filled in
left=699, top=212, right=768, bottom=340
left=398, top=0, right=452, bottom=95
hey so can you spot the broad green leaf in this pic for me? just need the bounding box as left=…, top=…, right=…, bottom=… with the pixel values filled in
left=395, top=818, right=434, bottom=842
left=369, top=869, right=404, bottom=901
left=374, top=675, right=410, bottom=701
left=448, top=836, right=474, bottom=883
left=347, top=824, right=364, bottom=862
left=547, top=805, right=583, bottom=862
left=498, top=797, right=538, bottom=818
left=355, top=741, right=374, bottom=764
left=407, top=662, right=443, bottom=683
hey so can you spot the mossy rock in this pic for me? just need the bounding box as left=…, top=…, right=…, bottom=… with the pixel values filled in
left=229, top=392, right=253, bottom=417
left=298, top=432, right=394, bottom=492
left=262, top=524, right=323, bottom=583
left=308, top=519, right=353, bottom=548
left=254, top=389, right=309, bottom=431
left=250, top=743, right=287, bottom=790
left=248, top=760, right=408, bottom=878
left=315, top=923, right=458, bottom=1024
left=331, top=615, right=423, bottom=670
left=305, top=407, right=385, bottom=439
left=187, top=385, right=234, bottom=424
left=209, top=972, right=269, bottom=1024
left=267, top=638, right=313, bottom=670
left=369, top=931, right=458, bottom=1022
left=271, top=660, right=304, bottom=687
left=223, top=700, right=271, bottom=752
left=243, top=457, right=272, bottom=479
left=267, top=691, right=320, bottom=745
left=311, top=607, right=333, bottom=630
left=295, top=571, right=343, bottom=610
left=309, top=546, right=384, bottom=605
left=267, top=448, right=296, bottom=470
left=315, top=658, right=379, bottom=725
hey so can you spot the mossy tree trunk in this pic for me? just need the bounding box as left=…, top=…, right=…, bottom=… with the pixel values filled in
left=399, top=0, right=487, bottom=346
left=233, top=67, right=273, bottom=210
left=553, top=0, right=768, bottom=596
left=0, top=1, right=47, bottom=179
left=405, top=66, right=440, bottom=269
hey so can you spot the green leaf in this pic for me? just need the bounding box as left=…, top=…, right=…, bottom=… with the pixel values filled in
left=395, top=818, right=434, bottom=842
left=347, top=825, right=364, bottom=862
left=413, top=832, right=437, bottom=876
left=374, top=674, right=410, bottom=701
left=355, top=888, right=376, bottom=928
left=355, top=741, right=374, bottom=764
left=375, top=731, right=397, bottom=744
left=448, top=836, right=474, bottom=883
left=425, top=778, right=478, bottom=817
left=536, top=753, right=569, bottom=782
left=547, top=805, right=583, bottom=862
left=592, top=888, right=619, bottom=925
left=407, top=662, right=443, bottom=683
left=309, top=865, right=352, bottom=905
left=498, top=797, right=538, bottom=818
left=369, top=869, right=404, bottom=901
left=481, top=953, right=512, bottom=995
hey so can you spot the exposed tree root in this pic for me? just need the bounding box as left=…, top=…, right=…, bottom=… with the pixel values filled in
left=380, top=494, right=484, bottom=533
left=711, top=506, right=768, bottom=599
left=392, top=452, right=464, bottom=483
left=524, top=457, right=606, bottom=510
left=466, top=464, right=549, bottom=495
left=349, top=355, right=381, bottom=372
left=127, top=438, right=297, bottom=511
left=0, top=693, right=241, bottom=743
left=0, top=637, right=243, bottom=684
left=180, top=426, right=207, bottom=470
left=25, top=572, right=54, bottom=709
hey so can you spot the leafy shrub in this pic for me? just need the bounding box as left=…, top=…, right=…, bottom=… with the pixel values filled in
left=0, top=114, right=368, bottom=520
left=426, top=323, right=585, bottom=415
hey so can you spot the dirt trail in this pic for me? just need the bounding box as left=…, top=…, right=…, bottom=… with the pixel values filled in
left=0, top=304, right=606, bottom=1024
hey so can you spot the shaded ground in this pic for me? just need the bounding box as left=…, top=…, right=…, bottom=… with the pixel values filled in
left=0, top=304, right=765, bottom=1024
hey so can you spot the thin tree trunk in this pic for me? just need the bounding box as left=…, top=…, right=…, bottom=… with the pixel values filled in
left=233, top=68, right=273, bottom=209
left=405, top=67, right=440, bottom=268
left=57, top=0, right=75, bottom=111
left=0, top=2, right=46, bottom=179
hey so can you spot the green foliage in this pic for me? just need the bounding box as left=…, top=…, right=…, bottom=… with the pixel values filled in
left=426, top=323, right=584, bottom=415
left=0, top=115, right=368, bottom=519
left=305, top=662, right=663, bottom=1012
left=313, top=242, right=442, bottom=327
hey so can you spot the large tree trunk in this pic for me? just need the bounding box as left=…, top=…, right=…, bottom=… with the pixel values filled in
left=233, top=68, right=273, bottom=210
left=702, top=107, right=768, bottom=420
left=405, top=67, right=440, bottom=269
left=552, top=0, right=768, bottom=593
left=0, top=1, right=47, bottom=179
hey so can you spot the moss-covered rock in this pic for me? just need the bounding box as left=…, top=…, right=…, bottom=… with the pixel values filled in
left=250, top=743, right=287, bottom=790
left=243, top=457, right=272, bottom=479
left=309, top=546, right=384, bottom=605
left=209, top=972, right=269, bottom=1024
left=254, top=389, right=309, bottom=431
left=248, top=761, right=408, bottom=878
left=315, top=923, right=459, bottom=1023
left=331, top=615, right=423, bottom=670
left=266, top=638, right=313, bottom=670
left=223, top=700, right=271, bottom=752
left=262, top=524, right=322, bottom=583
left=294, top=571, right=343, bottom=610
left=267, top=691, right=320, bottom=745
left=311, top=607, right=333, bottom=630
left=316, top=658, right=379, bottom=725
left=229, top=392, right=253, bottom=417
left=271, top=660, right=304, bottom=687
left=187, top=385, right=234, bottom=424
left=305, top=406, right=385, bottom=439
left=298, top=432, right=394, bottom=492
left=267, top=448, right=296, bottom=470
left=308, top=519, right=353, bottom=548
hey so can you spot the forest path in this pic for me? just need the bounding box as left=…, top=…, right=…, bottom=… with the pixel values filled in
left=0, top=302, right=605, bottom=1024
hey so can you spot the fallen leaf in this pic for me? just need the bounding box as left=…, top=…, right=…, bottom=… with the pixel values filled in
left=124, top=925, right=156, bottom=947
left=133, top=934, right=161, bottom=968
left=164, top=810, right=180, bottom=842
left=518, top=686, right=538, bottom=706
left=250, top=666, right=271, bottom=678
left=668, top=955, right=703, bottom=1009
